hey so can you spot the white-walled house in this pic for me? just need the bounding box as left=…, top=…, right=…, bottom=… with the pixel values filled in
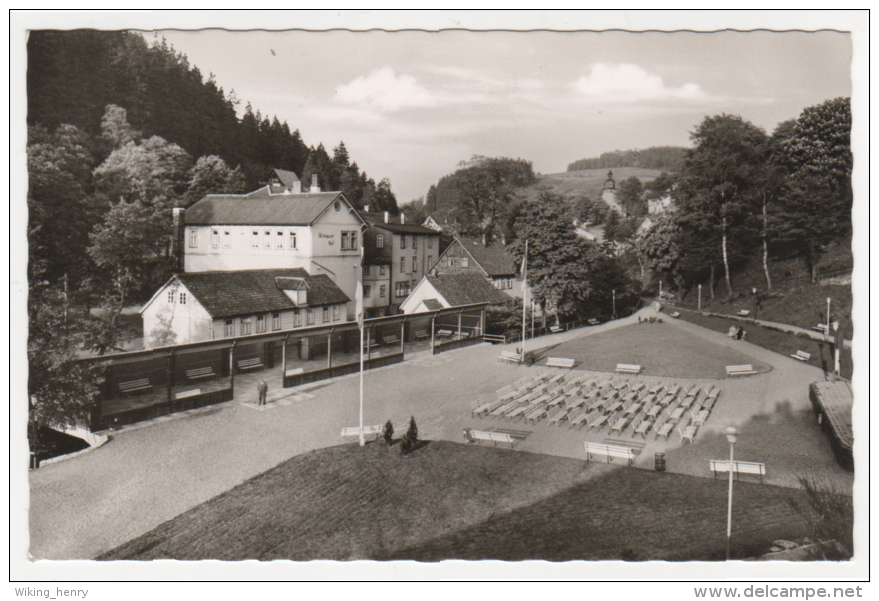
left=141, top=268, right=351, bottom=349
left=177, top=181, right=366, bottom=318
left=399, top=272, right=509, bottom=314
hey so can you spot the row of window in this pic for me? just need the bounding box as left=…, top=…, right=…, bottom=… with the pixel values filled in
left=362, top=279, right=418, bottom=300
left=167, top=290, right=187, bottom=305
left=398, top=234, right=433, bottom=250
left=194, top=228, right=360, bottom=252
left=494, top=278, right=514, bottom=290
left=445, top=257, right=469, bottom=268
left=222, top=305, right=343, bottom=337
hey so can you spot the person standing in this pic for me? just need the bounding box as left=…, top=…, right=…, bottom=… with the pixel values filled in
left=257, top=379, right=268, bottom=406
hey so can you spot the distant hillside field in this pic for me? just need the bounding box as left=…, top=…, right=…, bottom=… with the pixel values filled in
left=520, top=168, right=667, bottom=203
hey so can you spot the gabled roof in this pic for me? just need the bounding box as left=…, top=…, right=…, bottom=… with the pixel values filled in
left=425, top=272, right=509, bottom=307
left=185, top=191, right=366, bottom=226
left=449, top=237, right=519, bottom=277
left=273, top=168, right=300, bottom=186
left=358, top=211, right=439, bottom=235
left=171, top=269, right=350, bottom=319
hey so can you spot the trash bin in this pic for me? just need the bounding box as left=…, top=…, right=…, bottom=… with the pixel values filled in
left=654, top=452, right=666, bottom=472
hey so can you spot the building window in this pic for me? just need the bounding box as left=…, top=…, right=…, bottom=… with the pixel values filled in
left=400, top=257, right=405, bottom=273
left=211, top=230, right=220, bottom=248
left=341, top=230, right=358, bottom=251
left=294, top=309, right=301, bottom=327
left=364, top=285, right=371, bottom=298
left=380, top=265, right=386, bottom=276
left=364, top=265, right=371, bottom=276
left=289, top=231, right=297, bottom=249
left=307, top=309, right=315, bottom=325
left=264, top=230, right=271, bottom=248
left=427, top=255, right=433, bottom=269
left=276, top=231, right=284, bottom=249
left=224, top=319, right=234, bottom=337
left=188, top=228, right=198, bottom=248
left=252, top=231, right=259, bottom=248
left=428, top=236, right=433, bottom=249
left=412, top=256, right=417, bottom=272
left=323, top=306, right=330, bottom=322
left=222, top=231, right=231, bottom=248
left=272, top=312, right=281, bottom=330
left=179, top=292, right=186, bottom=305
left=461, top=257, right=469, bottom=267
left=413, top=236, right=417, bottom=250
left=256, top=314, right=266, bottom=333
left=168, top=290, right=175, bottom=304
left=400, top=235, right=406, bottom=249
left=333, top=304, right=340, bottom=321
left=376, top=234, right=384, bottom=249
left=395, top=282, right=410, bottom=298
left=240, top=317, right=252, bottom=336
left=379, top=285, right=386, bottom=298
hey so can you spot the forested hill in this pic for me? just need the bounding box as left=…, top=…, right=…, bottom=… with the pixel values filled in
left=567, top=146, right=686, bottom=172
left=26, top=30, right=395, bottom=211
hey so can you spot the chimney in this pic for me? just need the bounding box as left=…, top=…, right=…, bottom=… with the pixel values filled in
left=481, top=232, right=487, bottom=246
left=171, top=208, right=185, bottom=272
left=310, top=173, right=320, bottom=193
left=292, top=180, right=301, bottom=194
left=384, top=211, right=389, bottom=224
left=400, top=213, right=405, bottom=224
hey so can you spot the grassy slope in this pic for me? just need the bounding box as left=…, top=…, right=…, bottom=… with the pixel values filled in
left=101, top=441, right=813, bottom=561
left=520, top=168, right=666, bottom=203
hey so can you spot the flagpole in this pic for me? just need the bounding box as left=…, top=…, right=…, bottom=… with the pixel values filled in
left=356, top=243, right=365, bottom=446
left=521, top=240, right=528, bottom=363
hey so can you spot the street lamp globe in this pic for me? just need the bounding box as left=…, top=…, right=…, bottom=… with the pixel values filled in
left=724, top=425, right=740, bottom=444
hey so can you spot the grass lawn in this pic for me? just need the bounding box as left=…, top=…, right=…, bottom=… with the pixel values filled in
left=536, top=322, right=769, bottom=378
left=100, top=441, right=814, bottom=561
left=678, top=310, right=852, bottom=380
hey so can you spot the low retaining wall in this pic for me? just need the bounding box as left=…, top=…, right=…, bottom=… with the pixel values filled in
left=96, top=387, right=234, bottom=431
left=433, top=336, right=484, bottom=355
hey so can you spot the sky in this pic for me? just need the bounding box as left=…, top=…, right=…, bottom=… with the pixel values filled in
left=152, top=27, right=852, bottom=205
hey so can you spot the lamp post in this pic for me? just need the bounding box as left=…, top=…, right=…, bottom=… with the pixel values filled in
left=612, top=289, right=616, bottom=319
left=826, top=297, right=832, bottom=337
left=752, top=287, right=758, bottom=319
left=698, top=284, right=702, bottom=312
left=724, top=425, right=740, bottom=560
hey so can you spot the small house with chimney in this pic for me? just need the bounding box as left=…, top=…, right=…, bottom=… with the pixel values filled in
left=140, top=268, right=350, bottom=348
left=399, top=272, right=510, bottom=314
left=430, top=235, right=524, bottom=300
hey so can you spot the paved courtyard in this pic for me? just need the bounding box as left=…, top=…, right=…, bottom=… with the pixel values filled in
left=27, top=306, right=853, bottom=559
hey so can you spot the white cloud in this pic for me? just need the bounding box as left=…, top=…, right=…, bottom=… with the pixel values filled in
left=572, top=63, right=707, bottom=102
left=335, top=67, right=436, bottom=112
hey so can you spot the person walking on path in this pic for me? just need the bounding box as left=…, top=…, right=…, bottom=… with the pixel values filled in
left=257, top=379, right=268, bottom=406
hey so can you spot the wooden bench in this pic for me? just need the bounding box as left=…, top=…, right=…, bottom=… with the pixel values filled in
left=546, top=357, right=575, bottom=369
left=186, top=367, right=215, bottom=380
left=584, top=442, right=636, bottom=466
left=119, top=378, right=152, bottom=395
left=363, top=338, right=380, bottom=350
left=679, top=424, right=698, bottom=444
left=237, top=358, right=263, bottom=371
left=790, top=350, right=811, bottom=362
left=726, top=364, right=757, bottom=377
left=414, top=328, right=429, bottom=340
left=341, top=425, right=383, bottom=441
left=634, top=420, right=652, bottom=438
left=587, top=318, right=600, bottom=326
left=382, top=334, right=400, bottom=345
left=174, top=388, right=202, bottom=400
left=466, top=429, right=516, bottom=448
left=549, top=324, right=563, bottom=334
left=669, top=311, right=681, bottom=318
left=615, top=363, right=642, bottom=375
left=736, top=309, right=750, bottom=317
left=813, top=323, right=829, bottom=334
left=285, top=367, right=304, bottom=377
left=655, top=421, right=675, bottom=440
left=710, top=459, right=766, bottom=483
left=437, top=329, right=454, bottom=338
left=498, top=350, right=522, bottom=364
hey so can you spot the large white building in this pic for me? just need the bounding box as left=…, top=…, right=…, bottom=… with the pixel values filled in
left=175, top=175, right=367, bottom=318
